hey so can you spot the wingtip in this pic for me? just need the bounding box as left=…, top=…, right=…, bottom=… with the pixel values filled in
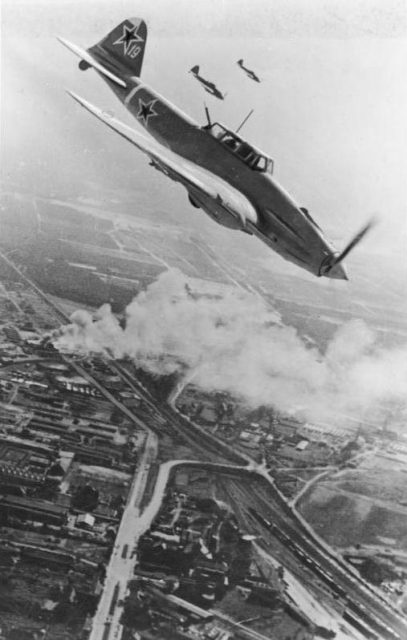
left=56, top=35, right=72, bottom=49
left=65, top=90, right=90, bottom=111
left=65, top=89, right=81, bottom=102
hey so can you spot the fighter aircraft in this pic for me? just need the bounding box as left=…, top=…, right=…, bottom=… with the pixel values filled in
left=237, top=59, right=260, bottom=82
left=58, top=18, right=374, bottom=280
left=189, top=65, right=225, bottom=100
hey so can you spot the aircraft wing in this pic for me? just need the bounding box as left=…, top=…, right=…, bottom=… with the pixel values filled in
left=67, top=92, right=257, bottom=227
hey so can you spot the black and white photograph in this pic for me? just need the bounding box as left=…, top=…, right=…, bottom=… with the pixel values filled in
left=1, top=1, right=407, bottom=638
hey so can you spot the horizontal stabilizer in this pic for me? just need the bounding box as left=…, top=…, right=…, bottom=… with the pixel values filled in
left=57, top=36, right=126, bottom=88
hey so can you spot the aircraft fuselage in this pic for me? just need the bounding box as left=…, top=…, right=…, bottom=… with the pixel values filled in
left=104, top=72, right=344, bottom=278
left=192, top=73, right=224, bottom=100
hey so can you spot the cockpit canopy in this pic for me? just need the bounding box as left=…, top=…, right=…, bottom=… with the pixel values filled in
left=206, top=122, right=274, bottom=174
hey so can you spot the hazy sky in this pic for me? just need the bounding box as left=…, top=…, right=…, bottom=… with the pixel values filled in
left=2, top=0, right=407, bottom=262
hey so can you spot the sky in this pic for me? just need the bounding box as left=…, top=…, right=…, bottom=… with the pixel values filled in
left=2, top=0, right=407, bottom=425
left=2, top=0, right=407, bottom=260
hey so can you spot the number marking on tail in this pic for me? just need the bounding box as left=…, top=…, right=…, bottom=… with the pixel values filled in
left=113, top=24, right=144, bottom=57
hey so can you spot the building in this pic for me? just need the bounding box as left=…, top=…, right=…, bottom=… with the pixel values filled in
left=296, top=439, right=309, bottom=451
left=55, top=375, right=99, bottom=396
left=0, top=494, right=68, bottom=526
left=76, top=513, right=96, bottom=530
left=0, top=436, right=55, bottom=486
left=3, top=325, right=21, bottom=343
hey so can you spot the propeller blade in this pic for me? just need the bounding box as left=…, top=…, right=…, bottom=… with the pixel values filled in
left=331, top=218, right=377, bottom=266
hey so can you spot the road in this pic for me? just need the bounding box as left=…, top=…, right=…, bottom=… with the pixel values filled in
left=0, top=251, right=166, bottom=639
left=106, top=361, right=407, bottom=640
left=2, top=250, right=407, bottom=639
left=163, top=592, right=276, bottom=640
left=137, top=384, right=407, bottom=638
left=89, top=456, right=250, bottom=640
left=220, top=477, right=407, bottom=640
left=111, top=360, right=250, bottom=465
left=290, top=467, right=335, bottom=507
left=91, top=447, right=407, bottom=640
left=290, top=449, right=378, bottom=507
left=89, top=430, right=158, bottom=640
left=49, top=362, right=407, bottom=639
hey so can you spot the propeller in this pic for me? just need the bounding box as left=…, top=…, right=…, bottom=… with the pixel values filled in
left=331, top=218, right=377, bottom=267
left=321, top=217, right=377, bottom=279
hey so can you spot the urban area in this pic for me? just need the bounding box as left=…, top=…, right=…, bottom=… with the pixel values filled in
left=1, top=192, right=407, bottom=640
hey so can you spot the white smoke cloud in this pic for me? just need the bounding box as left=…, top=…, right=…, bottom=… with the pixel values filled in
left=54, top=269, right=407, bottom=427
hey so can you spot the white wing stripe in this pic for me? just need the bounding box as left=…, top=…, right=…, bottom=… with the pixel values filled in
left=124, top=84, right=144, bottom=107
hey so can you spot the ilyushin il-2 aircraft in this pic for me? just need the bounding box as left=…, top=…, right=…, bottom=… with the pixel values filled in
left=59, top=18, right=374, bottom=280
left=189, top=65, right=225, bottom=100
left=237, top=59, right=261, bottom=82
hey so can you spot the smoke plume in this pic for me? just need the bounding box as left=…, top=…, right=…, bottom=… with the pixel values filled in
left=54, top=269, right=407, bottom=427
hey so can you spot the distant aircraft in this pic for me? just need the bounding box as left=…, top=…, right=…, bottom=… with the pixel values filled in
left=189, top=65, right=225, bottom=100
left=58, top=18, right=374, bottom=280
left=237, top=59, right=260, bottom=83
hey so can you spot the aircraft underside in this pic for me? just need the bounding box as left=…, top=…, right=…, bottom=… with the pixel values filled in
left=188, top=191, right=244, bottom=230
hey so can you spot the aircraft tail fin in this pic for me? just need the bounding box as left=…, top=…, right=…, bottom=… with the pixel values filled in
left=88, top=18, right=147, bottom=77
left=190, top=65, right=200, bottom=75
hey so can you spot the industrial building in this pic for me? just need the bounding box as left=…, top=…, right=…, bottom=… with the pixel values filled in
left=0, top=494, right=68, bottom=526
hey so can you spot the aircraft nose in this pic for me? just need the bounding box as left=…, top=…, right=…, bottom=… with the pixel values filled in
left=327, top=262, right=348, bottom=280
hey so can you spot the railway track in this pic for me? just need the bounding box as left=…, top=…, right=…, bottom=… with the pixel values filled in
left=221, top=478, right=406, bottom=640
left=3, top=251, right=406, bottom=640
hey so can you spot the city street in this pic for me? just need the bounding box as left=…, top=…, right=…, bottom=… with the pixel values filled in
left=89, top=430, right=158, bottom=640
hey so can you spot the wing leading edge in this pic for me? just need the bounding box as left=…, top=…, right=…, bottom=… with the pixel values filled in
left=67, top=91, right=258, bottom=228
left=57, top=38, right=127, bottom=88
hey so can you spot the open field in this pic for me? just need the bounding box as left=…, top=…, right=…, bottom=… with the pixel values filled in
left=299, top=455, right=407, bottom=549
